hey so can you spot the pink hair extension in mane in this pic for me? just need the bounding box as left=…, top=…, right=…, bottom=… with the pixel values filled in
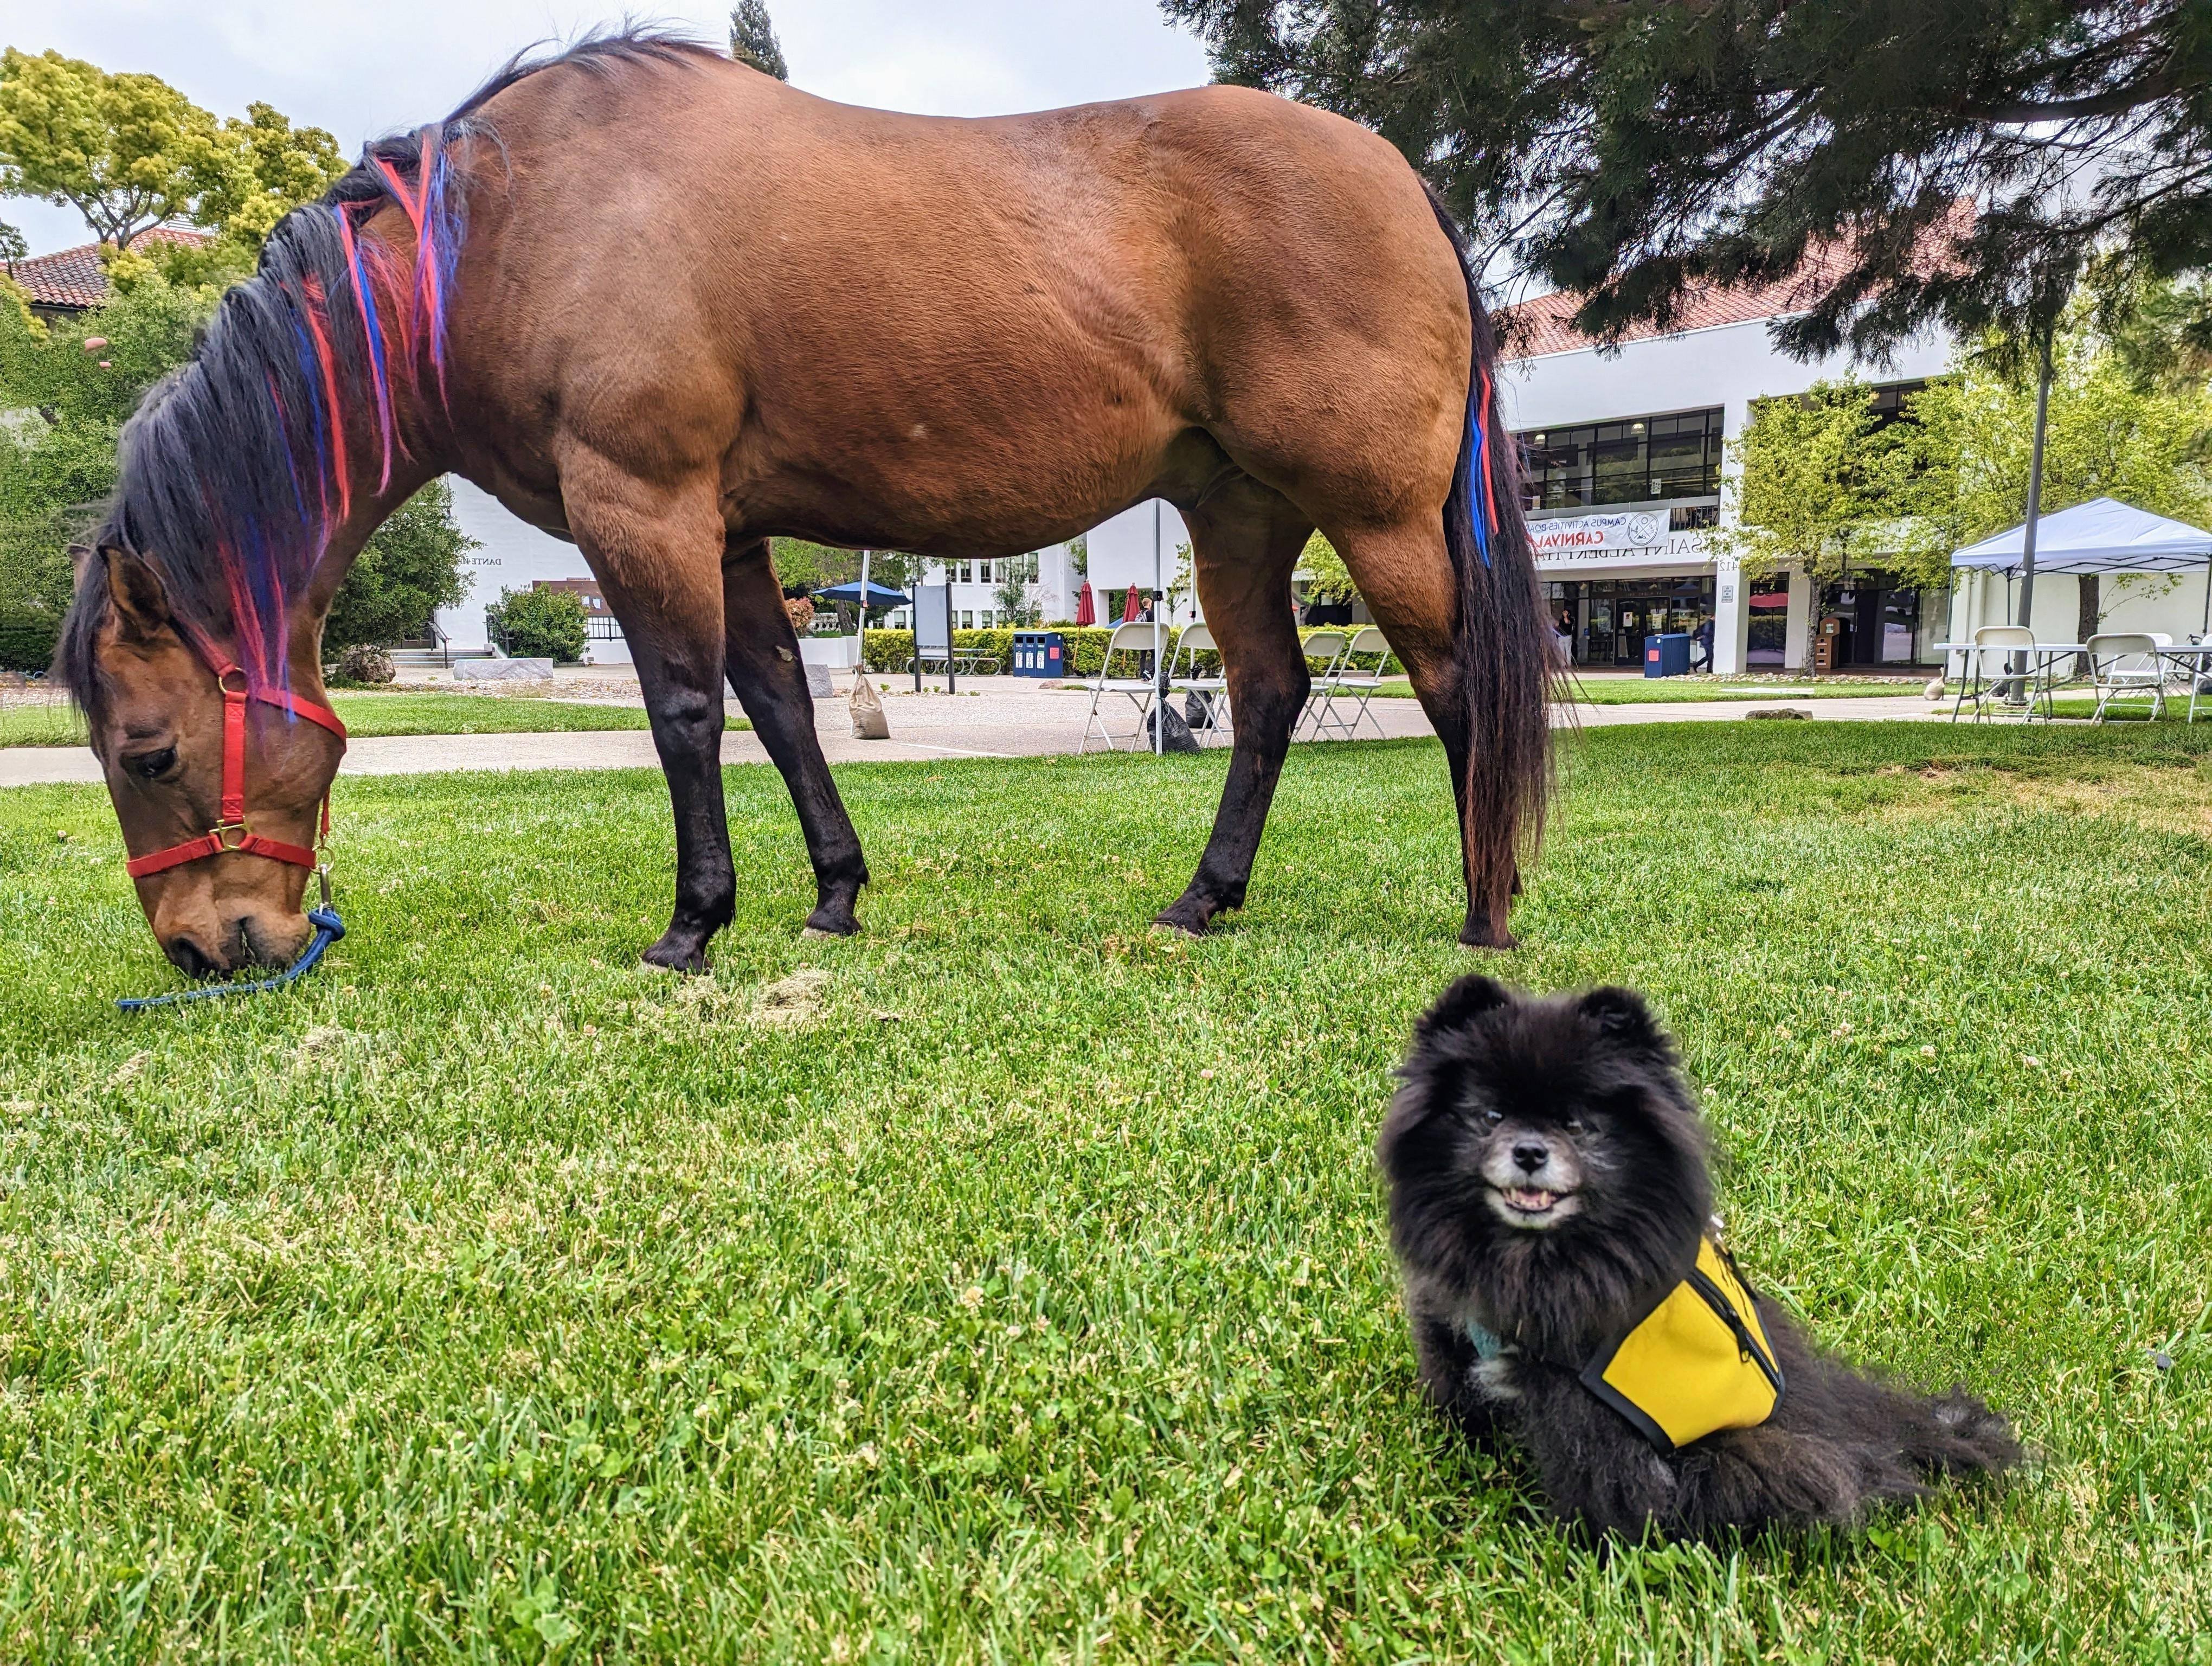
left=298, top=275, right=353, bottom=527
left=333, top=208, right=399, bottom=492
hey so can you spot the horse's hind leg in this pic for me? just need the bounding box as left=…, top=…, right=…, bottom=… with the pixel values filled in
left=721, top=538, right=869, bottom=934
left=561, top=463, right=735, bottom=971
left=1154, top=477, right=1313, bottom=936
left=1329, top=518, right=1513, bottom=947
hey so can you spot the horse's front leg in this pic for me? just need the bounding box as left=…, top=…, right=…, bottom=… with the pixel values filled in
left=1153, top=479, right=1314, bottom=935
left=722, top=539, right=869, bottom=935
left=563, top=466, right=735, bottom=971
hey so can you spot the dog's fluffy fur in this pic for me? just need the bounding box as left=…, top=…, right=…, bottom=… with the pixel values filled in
left=1380, top=975, right=2020, bottom=1541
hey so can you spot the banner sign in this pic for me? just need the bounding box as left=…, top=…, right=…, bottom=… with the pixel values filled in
left=1528, top=511, right=1666, bottom=558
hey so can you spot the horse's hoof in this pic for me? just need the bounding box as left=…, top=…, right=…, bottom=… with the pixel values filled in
left=1457, top=921, right=1519, bottom=952
left=801, top=911, right=859, bottom=939
left=1152, top=897, right=1213, bottom=937
left=642, top=932, right=712, bottom=973
left=1151, top=917, right=1205, bottom=940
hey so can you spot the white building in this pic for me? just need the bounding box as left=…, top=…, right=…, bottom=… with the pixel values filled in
left=1497, top=266, right=1953, bottom=675
left=436, top=479, right=1088, bottom=652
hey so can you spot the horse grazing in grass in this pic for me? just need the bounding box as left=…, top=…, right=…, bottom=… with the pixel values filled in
left=61, top=33, right=1548, bottom=978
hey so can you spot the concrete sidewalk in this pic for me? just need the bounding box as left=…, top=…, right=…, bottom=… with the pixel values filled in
left=0, top=683, right=1944, bottom=789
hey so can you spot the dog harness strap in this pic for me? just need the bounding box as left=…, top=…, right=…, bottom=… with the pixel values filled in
left=1575, top=1237, right=1785, bottom=1454
left=121, top=643, right=348, bottom=881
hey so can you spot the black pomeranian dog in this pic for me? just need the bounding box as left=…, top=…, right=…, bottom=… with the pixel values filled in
left=1379, top=975, right=2020, bottom=1541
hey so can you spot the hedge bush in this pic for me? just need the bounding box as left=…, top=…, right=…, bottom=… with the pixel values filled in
left=0, top=612, right=60, bottom=675
left=486, top=585, right=588, bottom=663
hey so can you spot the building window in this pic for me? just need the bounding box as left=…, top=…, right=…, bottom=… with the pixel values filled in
left=960, top=610, right=974, bottom=630
left=1518, top=408, right=1725, bottom=511
left=1543, top=577, right=1716, bottom=668
left=1747, top=574, right=1791, bottom=668
left=1867, top=381, right=1927, bottom=428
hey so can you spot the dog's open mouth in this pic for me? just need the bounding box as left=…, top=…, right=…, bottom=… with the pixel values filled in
left=1490, top=1184, right=1579, bottom=1225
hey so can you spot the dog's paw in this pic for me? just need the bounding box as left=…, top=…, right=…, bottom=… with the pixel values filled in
left=1472, top=1356, right=1521, bottom=1401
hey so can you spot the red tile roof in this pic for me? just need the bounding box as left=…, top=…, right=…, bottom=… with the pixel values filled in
left=1499, top=245, right=1856, bottom=360
left=4, top=227, right=215, bottom=311
left=1500, top=205, right=1972, bottom=361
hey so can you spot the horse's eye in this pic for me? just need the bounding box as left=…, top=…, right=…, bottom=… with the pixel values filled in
left=128, top=746, right=177, bottom=780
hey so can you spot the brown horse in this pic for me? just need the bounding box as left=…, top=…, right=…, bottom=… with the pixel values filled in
left=61, top=33, right=1548, bottom=978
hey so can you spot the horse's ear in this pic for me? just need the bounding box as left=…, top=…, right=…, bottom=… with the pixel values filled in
left=1413, top=973, right=1514, bottom=1040
left=102, top=547, right=171, bottom=640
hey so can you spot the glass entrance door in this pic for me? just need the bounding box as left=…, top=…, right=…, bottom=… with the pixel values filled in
left=1545, top=578, right=1716, bottom=667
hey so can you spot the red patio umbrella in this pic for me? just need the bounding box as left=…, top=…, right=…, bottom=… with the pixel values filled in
left=1074, top=582, right=1096, bottom=626
left=1122, top=586, right=1144, bottom=623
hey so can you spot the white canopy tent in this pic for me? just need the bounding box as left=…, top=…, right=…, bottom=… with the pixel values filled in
left=1951, top=497, right=2212, bottom=576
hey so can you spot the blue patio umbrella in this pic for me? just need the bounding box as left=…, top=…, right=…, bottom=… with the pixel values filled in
left=812, top=579, right=911, bottom=610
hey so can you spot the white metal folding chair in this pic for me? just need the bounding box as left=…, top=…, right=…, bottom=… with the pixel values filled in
left=1949, top=625, right=2053, bottom=723
left=1296, top=629, right=1353, bottom=739
left=2187, top=635, right=2212, bottom=725
left=1079, top=620, right=1165, bottom=753
left=2085, top=632, right=2166, bottom=722
left=1167, top=622, right=1232, bottom=746
left=1323, top=625, right=1399, bottom=740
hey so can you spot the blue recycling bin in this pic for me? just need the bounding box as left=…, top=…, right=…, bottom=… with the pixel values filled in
left=1012, top=631, right=1066, bottom=677
left=1644, top=632, right=1692, bottom=678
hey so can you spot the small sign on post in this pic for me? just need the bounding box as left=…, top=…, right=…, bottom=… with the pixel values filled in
left=913, top=584, right=956, bottom=694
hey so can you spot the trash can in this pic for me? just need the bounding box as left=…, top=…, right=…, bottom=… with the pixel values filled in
left=1644, top=632, right=1692, bottom=678
left=1012, top=631, right=1066, bottom=677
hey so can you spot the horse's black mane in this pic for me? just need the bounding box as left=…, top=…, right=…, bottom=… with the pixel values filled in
left=57, top=28, right=716, bottom=719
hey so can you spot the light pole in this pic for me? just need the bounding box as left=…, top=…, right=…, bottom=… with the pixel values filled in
left=2009, top=328, right=2054, bottom=702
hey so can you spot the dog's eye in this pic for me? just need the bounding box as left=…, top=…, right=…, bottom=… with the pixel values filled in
left=127, top=745, right=178, bottom=781
left=1483, top=1108, right=1503, bottom=1125
left=1565, top=1116, right=1587, bottom=1135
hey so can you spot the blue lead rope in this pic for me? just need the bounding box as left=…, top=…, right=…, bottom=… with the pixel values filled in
left=117, top=905, right=345, bottom=1013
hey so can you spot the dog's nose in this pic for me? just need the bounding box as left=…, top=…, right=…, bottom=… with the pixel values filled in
left=1512, top=1140, right=1549, bottom=1173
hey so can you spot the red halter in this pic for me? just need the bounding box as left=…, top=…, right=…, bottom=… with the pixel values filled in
left=123, top=644, right=349, bottom=881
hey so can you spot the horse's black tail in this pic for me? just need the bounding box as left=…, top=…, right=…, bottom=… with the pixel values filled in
left=1424, top=188, right=1551, bottom=946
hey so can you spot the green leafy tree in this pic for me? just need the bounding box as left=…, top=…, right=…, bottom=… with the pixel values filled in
left=196, top=102, right=348, bottom=248
left=486, top=585, right=588, bottom=662
left=1165, top=1, right=2210, bottom=357
left=730, top=2, right=790, bottom=80
left=1, top=50, right=343, bottom=259
left=1716, top=385, right=1886, bottom=584
left=0, top=266, right=475, bottom=658
left=0, top=48, right=226, bottom=250
left=768, top=537, right=855, bottom=595
left=0, top=215, right=24, bottom=274
left=1890, top=333, right=2212, bottom=646
left=1297, top=529, right=1358, bottom=604
left=1722, top=332, right=2212, bottom=667
left=2088, top=265, right=2212, bottom=395
left=323, top=482, right=476, bottom=651
left=993, top=551, right=1042, bottom=626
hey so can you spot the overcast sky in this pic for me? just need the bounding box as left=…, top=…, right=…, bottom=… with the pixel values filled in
left=1, top=0, right=1215, bottom=254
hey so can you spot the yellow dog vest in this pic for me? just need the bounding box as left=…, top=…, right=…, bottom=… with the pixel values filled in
left=1467, top=1237, right=1785, bottom=1453
left=1580, top=1238, right=1784, bottom=1452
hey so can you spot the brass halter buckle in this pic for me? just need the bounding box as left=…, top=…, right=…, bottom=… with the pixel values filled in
left=210, top=820, right=253, bottom=850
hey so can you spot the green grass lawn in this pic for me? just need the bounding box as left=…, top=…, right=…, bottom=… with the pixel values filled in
left=2, top=725, right=2208, bottom=1662
left=0, top=690, right=746, bottom=748
left=1365, top=676, right=1929, bottom=705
